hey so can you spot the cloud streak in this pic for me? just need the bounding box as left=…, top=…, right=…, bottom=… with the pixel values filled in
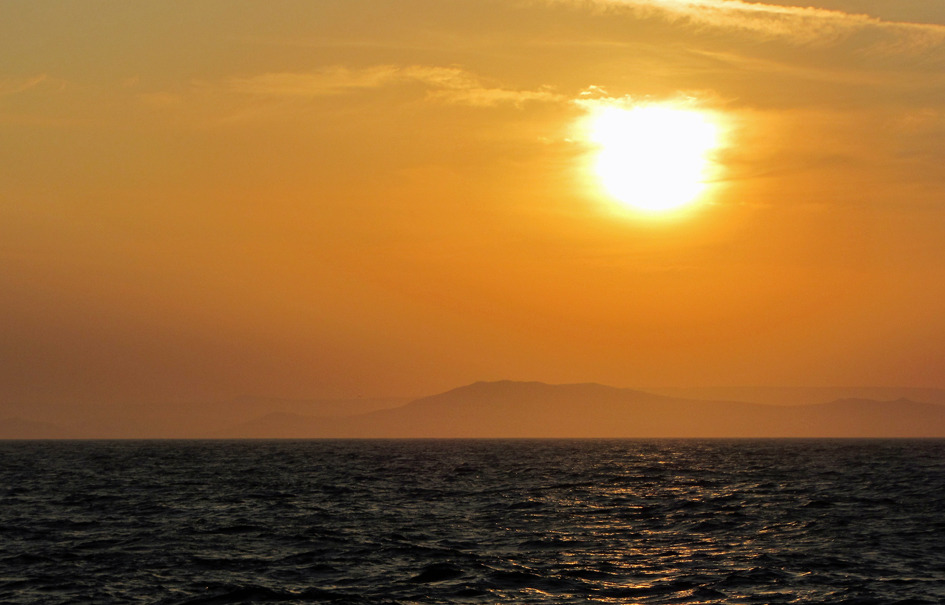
left=574, top=0, right=945, bottom=48
left=226, top=65, right=562, bottom=107
left=0, top=74, right=48, bottom=96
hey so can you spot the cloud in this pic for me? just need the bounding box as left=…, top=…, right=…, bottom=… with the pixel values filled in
left=568, top=0, right=945, bottom=48
left=226, top=66, right=398, bottom=96
left=0, top=74, right=48, bottom=96
left=225, top=65, right=562, bottom=107
left=428, top=86, right=562, bottom=107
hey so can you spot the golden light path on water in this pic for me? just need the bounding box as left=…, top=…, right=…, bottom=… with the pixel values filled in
left=583, top=102, right=724, bottom=215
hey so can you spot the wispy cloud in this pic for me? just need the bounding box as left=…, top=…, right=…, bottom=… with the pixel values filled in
left=570, top=0, right=945, bottom=48
left=225, top=65, right=562, bottom=107
left=0, top=74, right=49, bottom=96
left=226, top=66, right=398, bottom=96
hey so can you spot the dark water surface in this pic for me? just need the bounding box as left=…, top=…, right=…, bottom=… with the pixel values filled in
left=2, top=439, right=944, bottom=604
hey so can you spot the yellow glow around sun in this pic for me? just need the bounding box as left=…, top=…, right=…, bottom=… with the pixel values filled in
left=586, top=103, right=721, bottom=213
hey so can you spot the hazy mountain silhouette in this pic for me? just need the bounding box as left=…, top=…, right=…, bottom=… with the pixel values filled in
left=220, top=381, right=945, bottom=438
left=5, top=381, right=945, bottom=438
left=0, top=396, right=408, bottom=439
left=646, top=386, right=945, bottom=406
left=0, top=417, right=69, bottom=440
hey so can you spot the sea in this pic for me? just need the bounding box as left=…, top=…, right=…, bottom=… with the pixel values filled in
left=1, top=439, right=944, bottom=604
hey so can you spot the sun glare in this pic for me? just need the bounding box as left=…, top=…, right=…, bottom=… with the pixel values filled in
left=586, top=104, right=721, bottom=214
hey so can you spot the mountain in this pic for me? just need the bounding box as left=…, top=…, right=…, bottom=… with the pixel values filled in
left=221, top=381, right=945, bottom=438
left=0, top=417, right=69, bottom=440
left=0, top=396, right=409, bottom=439
left=646, top=386, right=945, bottom=406
left=6, top=382, right=945, bottom=439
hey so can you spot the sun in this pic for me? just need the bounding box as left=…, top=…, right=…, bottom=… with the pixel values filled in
left=586, top=103, right=721, bottom=214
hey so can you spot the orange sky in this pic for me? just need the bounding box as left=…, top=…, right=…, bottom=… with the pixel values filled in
left=3, top=0, right=945, bottom=405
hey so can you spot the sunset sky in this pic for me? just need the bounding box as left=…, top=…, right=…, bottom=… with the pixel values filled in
left=3, top=0, right=945, bottom=406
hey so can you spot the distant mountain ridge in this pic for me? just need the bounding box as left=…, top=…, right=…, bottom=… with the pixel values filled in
left=221, top=381, right=945, bottom=439
left=0, top=396, right=408, bottom=439
left=5, top=381, right=945, bottom=439
left=0, top=417, right=69, bottom=440
left=646, top=386, right=945, bottom=406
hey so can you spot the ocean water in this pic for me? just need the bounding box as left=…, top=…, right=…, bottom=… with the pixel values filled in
left=1, top=439, right=944, bottom=604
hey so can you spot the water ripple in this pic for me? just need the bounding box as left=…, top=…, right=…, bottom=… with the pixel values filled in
left=1, top=439, right=944, bottom=603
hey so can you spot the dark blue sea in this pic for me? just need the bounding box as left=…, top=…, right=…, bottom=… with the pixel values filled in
left=2, top=439, right=944, bottom=604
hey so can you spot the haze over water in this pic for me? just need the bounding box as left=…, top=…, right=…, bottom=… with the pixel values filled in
left=3, top=439, right=944, bottom=604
